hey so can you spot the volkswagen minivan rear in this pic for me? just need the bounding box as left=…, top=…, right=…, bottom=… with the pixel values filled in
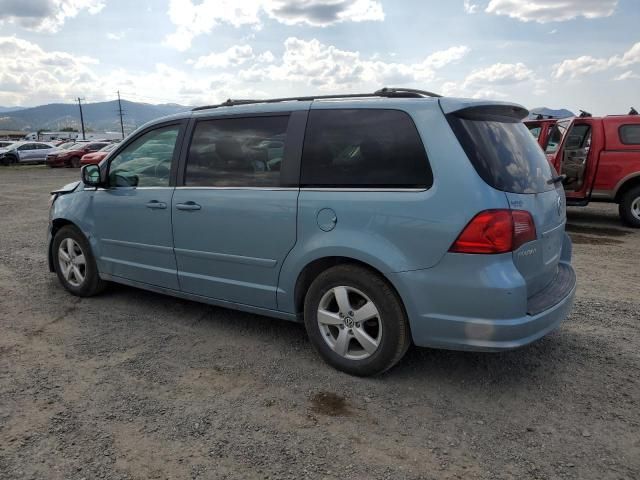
left=392, top=99, right=575, bottom=351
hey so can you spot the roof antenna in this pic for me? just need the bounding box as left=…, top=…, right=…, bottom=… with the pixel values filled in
left=629, top=107, right=638, bottom=115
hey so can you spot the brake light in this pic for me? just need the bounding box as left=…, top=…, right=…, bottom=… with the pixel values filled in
left=449, top=209, right=536, bottom=254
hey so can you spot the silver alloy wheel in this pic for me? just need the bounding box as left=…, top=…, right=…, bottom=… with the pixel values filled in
left=631, top=196, right=640, bottom=221
left=58, top=237, right=86, bottom=287
left=317, top=286, right=382, bottom=360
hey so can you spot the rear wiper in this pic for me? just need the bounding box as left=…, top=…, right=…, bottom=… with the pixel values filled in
left=547, top=174, right=566, bottom=185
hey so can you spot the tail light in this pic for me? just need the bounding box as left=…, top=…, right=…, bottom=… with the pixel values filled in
left=449, top=209, right=536, bottom=254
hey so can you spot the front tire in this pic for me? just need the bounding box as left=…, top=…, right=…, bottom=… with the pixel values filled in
left=53, top=225, right=106, bottom=296
left=1, top=154, right=17, bottom=166
left=303, top=264, right=411, bottom=376
left=619, top=186, right=640, bottom=228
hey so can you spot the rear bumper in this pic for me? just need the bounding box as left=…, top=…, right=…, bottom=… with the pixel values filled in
left=391, top=237, right=576, bottom=351
left=410, top=275, right=574, bottom=351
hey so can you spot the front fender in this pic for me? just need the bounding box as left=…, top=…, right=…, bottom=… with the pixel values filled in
left=48, top=190, right=97, bottom=269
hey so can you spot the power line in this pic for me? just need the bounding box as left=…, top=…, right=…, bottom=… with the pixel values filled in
left=77, top=97, right=86, bottom=140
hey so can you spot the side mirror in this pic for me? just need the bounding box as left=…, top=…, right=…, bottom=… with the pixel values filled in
left=81, top=164, right=103, bottom=187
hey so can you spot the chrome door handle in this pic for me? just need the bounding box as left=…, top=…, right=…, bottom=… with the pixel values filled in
left=145, top=200, right=167, bottom=209
left=175, top=201, right=201, bottom=211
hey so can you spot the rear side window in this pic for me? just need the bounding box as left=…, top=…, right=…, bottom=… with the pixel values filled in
left=300, top=109, right=432, bottom=188
left=620, top=125, right=640, bottom=145
left=448, top=111, right=554, bottom=194
left=186, top=116, right=289, bottom=187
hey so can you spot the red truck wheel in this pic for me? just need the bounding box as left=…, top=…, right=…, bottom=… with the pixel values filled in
left=619, top=186, right=640, bottom=228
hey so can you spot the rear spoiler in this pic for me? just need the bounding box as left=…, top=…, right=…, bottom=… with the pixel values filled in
left=439, top=98, right=529, bottom=122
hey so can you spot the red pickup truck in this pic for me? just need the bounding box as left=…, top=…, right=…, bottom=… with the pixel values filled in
left=525, top=112, right=640, bottom=227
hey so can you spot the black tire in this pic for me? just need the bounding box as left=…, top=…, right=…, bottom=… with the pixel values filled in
left=303, top=264, right=411, bottom=376
left=70, top=156, right=81, bottom=168
left=618, top=186, right=640, bottom=228
left=52, top=225, right=106, bottom=297
left=1, top=154, right=17, bottom=166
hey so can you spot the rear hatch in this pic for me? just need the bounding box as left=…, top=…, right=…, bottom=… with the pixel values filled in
left=442, top=100, right=566, bottom=298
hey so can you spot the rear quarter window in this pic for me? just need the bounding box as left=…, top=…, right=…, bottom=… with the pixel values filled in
left=300, top=109, right=432, bottom=188
left=448, top=111, right=554, bottom=194
left=619, top=124, right=640, bottom=145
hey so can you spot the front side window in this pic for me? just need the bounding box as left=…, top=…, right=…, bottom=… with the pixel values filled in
left=108, top=125, right=180, bottom=187
left=620, top=124, right=640, bottom=145
left=546, top=121, right=569, bottom=154
left=185, top=116, right=289, bottom=187
left=300, top=109, right=432, bottom=188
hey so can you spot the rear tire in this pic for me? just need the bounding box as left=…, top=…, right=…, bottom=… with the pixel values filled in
left=70, top=156, right=81, bottom=168
left=53, top=225, right=106, bottom=297
left=303, top=264, right=411, bottom=376
left=619, top=186, right=640, bottom=228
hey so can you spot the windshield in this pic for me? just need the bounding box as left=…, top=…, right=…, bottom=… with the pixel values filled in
left=448, top=114, right=554, bottom=194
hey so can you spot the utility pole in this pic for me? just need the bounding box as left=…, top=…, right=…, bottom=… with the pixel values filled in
left=76, top=97, right=86, bottom=140
left=117, top=91, right=125, bottom=139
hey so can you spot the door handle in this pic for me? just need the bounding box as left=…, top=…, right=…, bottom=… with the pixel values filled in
left=145, top=200, right=167, bottom=209
left=175, top=201, right=201, bottom=211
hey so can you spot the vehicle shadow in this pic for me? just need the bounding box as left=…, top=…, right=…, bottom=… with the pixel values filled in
left=99, top=282, right=576, bottom=390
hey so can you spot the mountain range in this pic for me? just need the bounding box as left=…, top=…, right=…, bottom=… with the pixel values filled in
left=527, top=107, right=575, bottom=119
left=0, top=100, right=190, bottom=133
left=0, top=100, right=576, bottom=133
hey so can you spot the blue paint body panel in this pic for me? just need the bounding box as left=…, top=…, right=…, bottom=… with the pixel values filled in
left=48, top=95, right=576, bottom=352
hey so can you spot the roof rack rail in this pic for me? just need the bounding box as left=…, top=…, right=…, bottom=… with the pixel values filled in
left=191, top=86, right=441, bottom=111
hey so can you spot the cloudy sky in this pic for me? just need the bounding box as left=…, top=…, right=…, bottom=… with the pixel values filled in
left=0, top=0, right=638, bottom=114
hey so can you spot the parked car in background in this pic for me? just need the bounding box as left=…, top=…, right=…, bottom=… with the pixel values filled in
left=46, top=141, right=111, bottom=168
left=0, top=141, right=56, bottom=165
left=0, top=141, right=14, bottom=149
left=543, top=111, right=640, bottom=227
left=80, top=142, right=118, bottom=165
left=48, top=88, right=576, bottom=376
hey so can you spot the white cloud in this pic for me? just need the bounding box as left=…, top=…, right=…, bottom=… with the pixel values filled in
left=485, top=0, right=617, bottom=23
left=237, top=37, right=469, bottom=91
left=164, top=0, right=384, bottom=51
left=465, top=62, right=532, bottom=85
left=106, top=31, right=125, bottom=41
left=0, top=36, right=99, bottom=105
left=0, top=0, right=105, bottom=33
left=192, top=45, right=255, bottom=69
left=553, top=42, right=640, bottom=79
left=441, top=62, right=534, bottom=99
left=613, top=70, right=640, bottom=81
left=463, top=0, right=479, bottom=14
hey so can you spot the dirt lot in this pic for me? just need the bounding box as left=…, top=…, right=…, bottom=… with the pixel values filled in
left=1, top=166, right=638, bottom=480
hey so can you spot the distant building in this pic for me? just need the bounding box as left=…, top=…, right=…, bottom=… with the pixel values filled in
left=0, top=130, right=28, bottom=141
left=23, top=131, right=80, bottom=141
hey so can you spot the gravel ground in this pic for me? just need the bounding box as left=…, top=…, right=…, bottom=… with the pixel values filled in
left=0, top=166, right=638, bottom=480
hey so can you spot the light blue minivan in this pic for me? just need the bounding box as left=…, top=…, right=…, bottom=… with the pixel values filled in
left=48, top=88, right=576, bottom=376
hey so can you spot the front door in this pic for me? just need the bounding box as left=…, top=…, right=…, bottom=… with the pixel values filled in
left=557, top=123, right=593, bottom=200
left=90, top=123, right=184, bottom=289
left=172, top=114, right=300, bottom=309
left=17, top=143, right=36, bottom=162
